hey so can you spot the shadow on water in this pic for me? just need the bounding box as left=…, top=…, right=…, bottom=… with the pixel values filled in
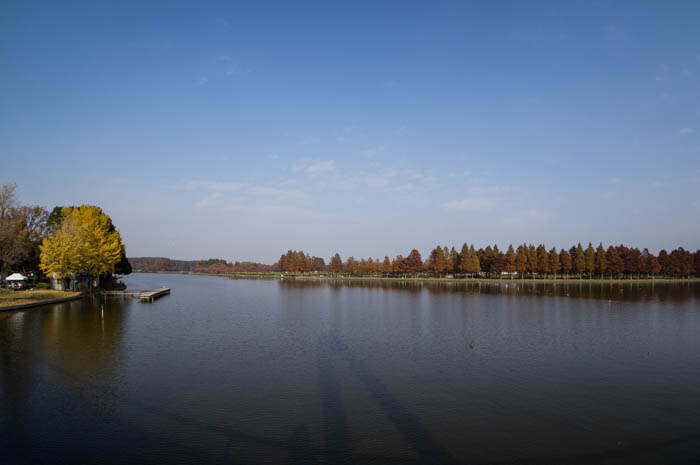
left=318, top=333, right=353, bottom=464
left=3, top=339, right=700, bottom=464
left=318, top=330, right=457, bottom=464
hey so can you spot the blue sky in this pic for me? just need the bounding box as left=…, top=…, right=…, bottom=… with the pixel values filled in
left=2, top=1, right=699, bottom=262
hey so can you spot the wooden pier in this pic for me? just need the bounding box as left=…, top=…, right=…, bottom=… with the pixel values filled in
left=102, top=288, right=171, bottom=302
left=139, top=288, right=170, bottom=302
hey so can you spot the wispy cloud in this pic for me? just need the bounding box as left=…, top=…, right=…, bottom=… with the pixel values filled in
left=653, top=64, right=668, bottom=81
left=197, top=76, right=209, bottom=86
left=189, top=181, right=247, bottom=191
left=293, top=158, right=336, bottom=174
left=298, top=137, right=320, bottom=146
left=440, top=198, right=492, bottom=211
left=187, top=180, right=310, bottom=205
left=387, top=183, right=414, bottom=193
left=364, top=170, right=397, bottom=188
left=215, top=55, right=232, bottom=62
left=361, top=145, right=386, bottom=157
left=448, top=171, right=471, bottom=178
left=680, top=127, right=694, bottom=135
left=225, top=64, right=253, bottom=76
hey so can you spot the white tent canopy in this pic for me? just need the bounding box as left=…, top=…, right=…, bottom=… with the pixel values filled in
left=5, top=273, right=28, bottom=281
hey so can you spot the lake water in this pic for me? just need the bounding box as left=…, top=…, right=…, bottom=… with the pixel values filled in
left=1, top=274, right=700, bottom=464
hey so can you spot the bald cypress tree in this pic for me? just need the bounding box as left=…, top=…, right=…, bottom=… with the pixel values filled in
left=606, top=246, right=623, bottom=279
left=584, top=242, right=596, bottom=279
left=329, top=253, right=343, bottom=274
left=536, top=244, right=550, bottom=278
left=559, top=249, right=572, bottom=279
left=449, top=247, right=459, bottom=274
left=470, top=245, right=481, bottom=275
left=459, top=243, right=471, bottom=276
left=595, top=243, right=607, bottom=279
left=516, top=244, right=528, bottom=279
left=527, top=244, right=538, bottom=277
left=647, top=253, right=661, bottom=279
left=505, top=245, right=516, bottom=278
left=405, top=249, right=423, bottom=274
left=382, top=256, right=392, bottom=275
left=572, top=243, right=585, bottom=279
left=429, top=246, right=446, bottom=276
left=549, top=247, right=559, bottom=279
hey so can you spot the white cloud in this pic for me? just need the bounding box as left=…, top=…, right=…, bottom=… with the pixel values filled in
left=197, top=76, right=209, bottom=86
left=225, top=64, right=252, bottom=76
left=680, top=128, right=694, bottom=135
left=188, top=180, right=310, bottom=204
left=298, top=137, right=319, bottom=146
left=364, top=170, right=397, bottom=188
left=189, top=181, right=248, bottom=192
left=293, top=158, right=336, bottom=174
left=307, top=160, right=335, bottom=173
left=440, top=198, right=492, bottom=211
left=448, top=171, right=471, bottom=178
left=361, top=145, right=386, bottom=157
left=387, top=184, right=414, bottom=193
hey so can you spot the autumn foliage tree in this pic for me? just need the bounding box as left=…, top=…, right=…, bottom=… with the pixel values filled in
left=0, top=184, right=49, bottom=274
left=266, top=243, right=699, bottom=280
left=40, top=205, right=125, bottom=278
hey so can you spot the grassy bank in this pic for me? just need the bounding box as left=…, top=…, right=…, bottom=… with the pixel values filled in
left=0, top=289, right=81, bottom=308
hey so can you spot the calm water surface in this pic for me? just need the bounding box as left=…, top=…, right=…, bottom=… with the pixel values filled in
left=1, top=274, right=700, bottom=464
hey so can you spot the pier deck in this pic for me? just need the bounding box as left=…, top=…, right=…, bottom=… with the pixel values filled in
left=102, top=288, right=171, bottom=302
left=139, top=288, right=170, bottom=302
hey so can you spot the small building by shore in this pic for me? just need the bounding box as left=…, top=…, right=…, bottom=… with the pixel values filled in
left=50, top=272, right=96, bottom=292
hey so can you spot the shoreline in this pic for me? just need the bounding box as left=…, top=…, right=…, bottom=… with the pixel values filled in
left=185, top=272, right=700, bottom=284
left=0, top=292, right=83, bottom=312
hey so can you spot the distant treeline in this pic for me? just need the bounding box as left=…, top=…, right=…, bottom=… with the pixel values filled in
left=129, top=257, right=272, bottom=273
left=275, top=243, right=700, bottom=279
left=130, top=243, right=700, bottom=279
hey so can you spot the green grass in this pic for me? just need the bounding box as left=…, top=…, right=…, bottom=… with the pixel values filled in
left=0, top=289, right=80, bottom=308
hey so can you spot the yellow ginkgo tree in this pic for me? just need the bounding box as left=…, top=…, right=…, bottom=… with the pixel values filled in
left=40, top=205, right=125, bottom=278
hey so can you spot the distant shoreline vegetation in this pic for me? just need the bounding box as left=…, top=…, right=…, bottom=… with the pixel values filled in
left=130, top=243, right=700, bottom=280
